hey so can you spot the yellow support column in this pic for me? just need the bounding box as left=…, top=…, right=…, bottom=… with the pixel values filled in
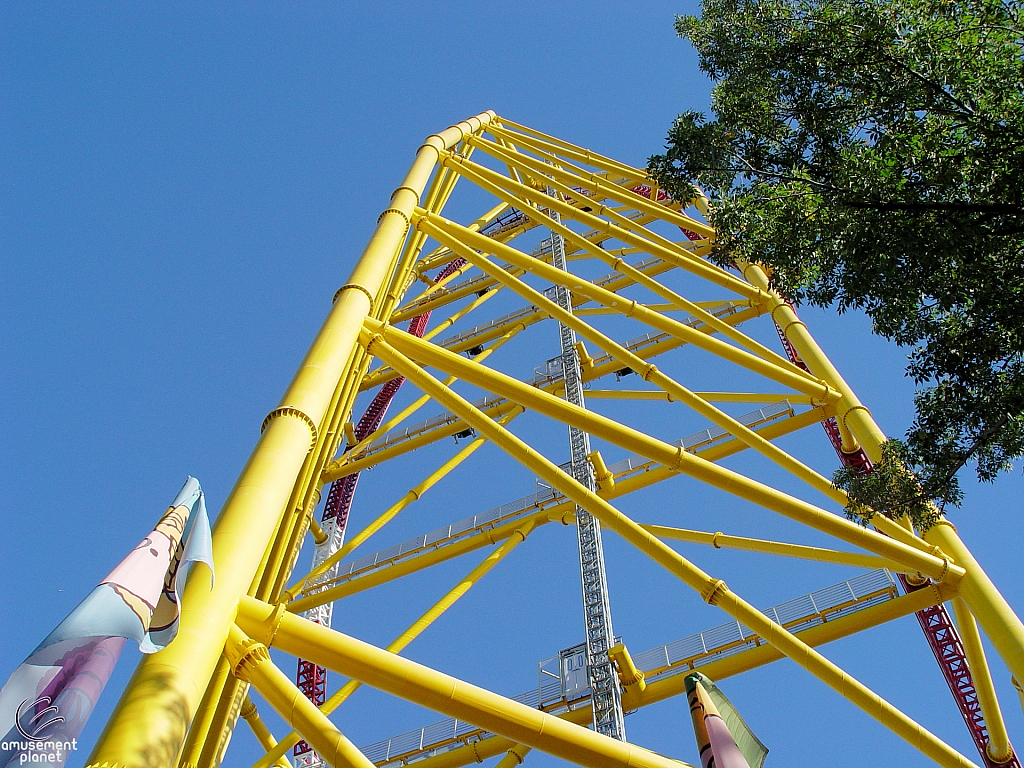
left=950, top=599, right=1013, bottom=763
left=743, top=258, right=1024, bottom=687
left=84, top=111, right=496, bottom=768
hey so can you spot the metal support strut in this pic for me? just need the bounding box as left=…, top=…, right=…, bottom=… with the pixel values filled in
left=774, top=317, right=1020, bottom=768
left=545, top=188, right=626, bottom=741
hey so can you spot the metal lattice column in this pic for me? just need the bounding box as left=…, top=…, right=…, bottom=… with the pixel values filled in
left=545, top=194, right=626, bottom=741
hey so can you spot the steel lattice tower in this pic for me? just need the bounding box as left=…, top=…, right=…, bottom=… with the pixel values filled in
left=86, top=112, right=1024, bottom=768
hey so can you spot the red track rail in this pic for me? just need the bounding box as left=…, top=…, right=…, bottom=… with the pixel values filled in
left=293, top=257, right=466, bottom=761
left=773, top=320, right=1018, bottom=767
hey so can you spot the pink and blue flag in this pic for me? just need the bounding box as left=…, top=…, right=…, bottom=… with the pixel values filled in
left=0, top=477, right=214, bottom=768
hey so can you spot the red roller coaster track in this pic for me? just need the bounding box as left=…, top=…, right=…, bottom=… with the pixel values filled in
left=775, top=320, right=1019, bottom=768
left=293, top=255, right=468, bottom=761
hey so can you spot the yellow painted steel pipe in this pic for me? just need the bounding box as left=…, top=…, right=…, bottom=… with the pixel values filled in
left=328, top=328, right=523, bottom=476
left=951, top=598, right=1014, bottom=763
left=235, top=599, right=696, bottom=768
left=254, top=520, right=537, bottom=768
left=406, top=582, right=956, bottom=768
left=288, top=409, right=521, bottom=600
left=84, top=111, right=496, bottom=768
left=438, top=154, right=758, bottom=303
left=742, top=251, right=1024, bottom=689
left=584, top=390, right=814, bottom=405
left=195, top=676, right=246, bottom=768
left=642, top=523, right=908, bottom=572
left=364, top=335, right=976, bottom=768
left=363, top=321, right=961, bottom=583
left=495, top=745, right=532, bottom=768
left=926, top=520, right=1024, bottom=698
left=225, top=626, right=375, bottom=768
left=239, top=697, right=291, bottom=768
left=608, top=644, right=646, bottom=694
left=417, top=222, right=847, bottom=508
left=178, top=659, right=233, bottom=768
left=287, top=508, right=557, bottom=612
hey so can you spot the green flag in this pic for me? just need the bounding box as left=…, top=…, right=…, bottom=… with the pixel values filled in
left=684, top=672, right=768, bottom=768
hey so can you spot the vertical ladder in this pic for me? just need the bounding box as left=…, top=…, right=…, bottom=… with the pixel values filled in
left=545, top=191, right=626, bottom=740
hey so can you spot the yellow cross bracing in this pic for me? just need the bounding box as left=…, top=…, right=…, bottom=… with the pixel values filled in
left=83, top=112, right=1024, bottom=768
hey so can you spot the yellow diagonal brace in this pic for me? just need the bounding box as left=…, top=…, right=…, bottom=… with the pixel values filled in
left=288, top=508, right=557, bottom=612
left=253, top=521, right=537, bottom=768
left=287, top=409, right=522, bottom=600
left=365, top=337, right=976, bottom=768
left=469, top=134, right=711, bottom=237
left=236, top=599, right=696, bottom=768
left=641, top=523, right=908, bottom=572
left=584, top=390, right=816, bottom=405
left=225, top=625, right=375, bottom=768
left=364, top=320, right=959, bottom=580
left=239, top=696, right=291, bottom=768
left=951, top=598, right=1013, bottom=763
left=739, top=254, right=1024, bottom=685
left=439, top=153, right=755, bottom=300
left=418, top=223, right=846, bottom=506
left=403, top=582, right=956, bottom=768
left=346, top=324, right=524, bottom=458
left=423, top=212, right=830, bottom=401
left=488, top=122, right=648, bottom=187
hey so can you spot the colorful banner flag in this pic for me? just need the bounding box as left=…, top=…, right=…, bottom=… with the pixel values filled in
left=685, top=672, right=768, bottom=768
left=0, top=477, right=214, bottom=768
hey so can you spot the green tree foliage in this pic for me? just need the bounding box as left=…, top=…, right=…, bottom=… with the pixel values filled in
left=649, top=0, right=1024, bottom=527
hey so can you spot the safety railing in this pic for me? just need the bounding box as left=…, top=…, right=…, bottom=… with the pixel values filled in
left=359, top=570, right=898, bottom=767
left=310, top=401, right=798, bottom=598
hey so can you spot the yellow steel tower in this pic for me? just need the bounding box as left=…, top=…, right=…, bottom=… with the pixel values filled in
left=85, top=112, right=1024, bottom=768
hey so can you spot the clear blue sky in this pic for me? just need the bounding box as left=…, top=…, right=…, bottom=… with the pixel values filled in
left=2, top=4, right=1022, bottom=768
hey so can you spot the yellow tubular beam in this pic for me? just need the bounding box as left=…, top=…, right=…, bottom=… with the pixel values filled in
left=950, top=598, right=1013, bottom=763
left=422, top=212, right=829, bottom=401
left=438, top=154, right=757, bottom=301
left=417, top=199, right=516, bottom=273
left=405, top=582, right=956, bottom=768
left=236, top=600, right=697, bottom=768
left=928, top=510, right=1024, bottom=691
left=225, top=626, right=376, bottom=768
left=287, top=410, right=522, bottom=600
left=364, top=321, right=961, bottom=582
left=642, top=524, right=910, bottom=572
left=420, top=283, right=502, bottom=342
left=294, top=399, right=824, bottom=614
left=195, top=677, right=246, bottom=768
left=634, top=581, right=958, bottom=709
left=584, top=390, right=815, bottom=405
left=322, top=399, right=520, bottom=481
left=287, top=508, right=557, bottom=612
left=178, top=659, right=233, bottom=768
left=740, top=255, right=1024, bottom=684
left=364, top=335, right=978, bottom=768
left=253, top=521, right=537, bottom=768
left=416, top=223, right=846, bottom=507
left=488, top=122, right=648, bottom=188
left=468, top=134, right=712, bottom=237
left=495, top=746, right=531, bottom=768
left=239, top=697, right=291, bottom=768
left=84, top=111, right=497, bottom=768
left=340, top=324, right=523, bottom=461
